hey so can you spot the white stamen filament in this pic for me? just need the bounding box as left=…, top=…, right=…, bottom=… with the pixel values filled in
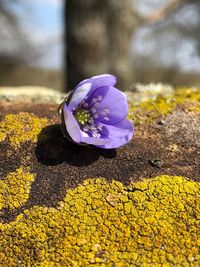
left=104, top=108, right=110, bottom=114
left=97, top=124, right=102, bottom=129
left=93, top=132, right=101, bottom=138
left=94, top=102, right=100, bottom=108
left=104, top=117, right=110, bottom=121
left=83, top=103, right=88, bottom=108
left=97, top=95, right=102, bottom=101
left=91, top=108, right=96, bottom=113
left=93, top=114, right=99, bottom=119
left=90, top=125, right=97, bottom=131
left=92, top=98, right=97, bottom=103
left=83, top=125, right=89, bottom=132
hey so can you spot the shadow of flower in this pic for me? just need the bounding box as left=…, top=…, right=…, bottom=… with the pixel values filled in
left=35, top=124, right=117, bottom=166
left=21, top=124, right=118, bottom=210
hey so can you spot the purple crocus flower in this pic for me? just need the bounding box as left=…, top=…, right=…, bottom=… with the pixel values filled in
left=61, top=74, right=134, bottom=149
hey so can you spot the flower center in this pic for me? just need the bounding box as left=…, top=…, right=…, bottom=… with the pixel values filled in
left=74, top=109, right=90, bottom=125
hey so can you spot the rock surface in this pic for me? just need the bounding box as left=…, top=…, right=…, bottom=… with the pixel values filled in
left=0, top=86, right=68, bottom=103
left=0, top=86, right=199, bottom=266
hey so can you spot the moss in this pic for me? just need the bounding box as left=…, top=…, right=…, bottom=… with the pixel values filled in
left=128, top=87, right=200, bottom=125
left=0, top=167, right=35, bottom=210
left=0, top=175, right=199, bottom=266
left=0, top=112, right=48, bottom=148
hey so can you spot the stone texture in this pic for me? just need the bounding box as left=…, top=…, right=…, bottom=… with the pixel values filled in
left=0, top=86, right=199, bottom=266
left=0, top=86, right=68, bottom=104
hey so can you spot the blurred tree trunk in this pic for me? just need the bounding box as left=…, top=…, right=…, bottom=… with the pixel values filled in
left=66, top=0, right=137, bottom=91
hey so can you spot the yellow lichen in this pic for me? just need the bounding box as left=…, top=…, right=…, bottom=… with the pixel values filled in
left=128, top=87, right=200, bottom=125
left=0, top=112, right=48, bottom=148
left=0, top=167, right=35, bottom=210
left=0, top=175, right=199, bottom=266
left=128, top=96, right=175, bottom=125
left=187, top=104, right=200, bottom=113
left=174, top=87, right=200, bottom=103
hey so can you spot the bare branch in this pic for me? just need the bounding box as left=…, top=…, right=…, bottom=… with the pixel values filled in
left=144, top=0, right=186, bottom=24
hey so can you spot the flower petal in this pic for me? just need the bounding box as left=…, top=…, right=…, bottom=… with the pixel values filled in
left=81, top=136, right=110, bottom=146
left=63, top=104, right=81, bottom=143
left=68, top=82, right=92, bottom=111
left=97, top=119, right=134, bottom=149
left=75, top=74, right=117, bottom=97
left=89, top=86, right=128, bottom=125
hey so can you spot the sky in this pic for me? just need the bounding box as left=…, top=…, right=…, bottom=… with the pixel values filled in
left=132, top=0, right=200, bottom=72
left=26, top=0, right=63, bottom=33
left=19, top=0, right=64, bottom=69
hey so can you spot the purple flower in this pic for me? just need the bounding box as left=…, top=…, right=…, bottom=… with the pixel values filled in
left=61, top=74, right=134, bottom=149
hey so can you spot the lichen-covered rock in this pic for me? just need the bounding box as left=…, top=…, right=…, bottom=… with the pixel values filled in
left=0, top=86, right=199, bottom=266
left=0, top=86, right=67, bottom=103
left=0, top=167, right=35, bottom=210
left=0, top=176, right=199, bottom=266
left=128, top=87, right=200, bottom=126
left=0, top=112, right=48, bottom=148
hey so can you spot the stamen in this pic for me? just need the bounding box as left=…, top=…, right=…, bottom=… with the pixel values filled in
left=92, top=98, right=97, bottom=103
left=101, top=108, right=110, bottom=116
left=83, top=125, right=89, bottom=132
left=92, top=132, right=101, bottom=138
left=83, top=103, right=88, bottom=108
left=91, top=108, right=96, bottom=113
left=90, top=125, right=97, bottom=131
left=94, top=102, right=100, bottom=108
left=93, top=114, right=99, bottom=119
left=97, top=95, right=102, bottom=101
left=104, top=108, right=110, bottom=114
left=104, top=117, right=110, bottom=121
left=97, top=124, right=103, bottom=131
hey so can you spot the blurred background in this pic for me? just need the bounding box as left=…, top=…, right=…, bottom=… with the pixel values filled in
left=0, top=0, right=200, bottom=91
